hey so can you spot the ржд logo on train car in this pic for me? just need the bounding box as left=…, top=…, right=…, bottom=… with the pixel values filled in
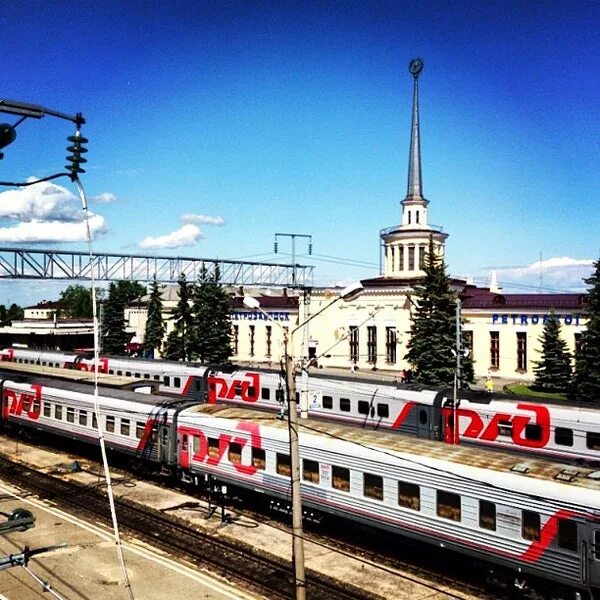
left=2, top=384, right=42, bottom=420
left=207, top=372, right=260, bottom=404
left=69, top=357, right=109, bottom=373
left=179, top=421, right=263, bottom=475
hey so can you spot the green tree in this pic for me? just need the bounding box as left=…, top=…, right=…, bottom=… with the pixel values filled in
left=533, top=312, right=572, bottom=393
left=113, top=281, right=146, bottom=305
left=143, top=278, right=165, bottom=358
left=405, top=239, right=473, bottom=387
left=7, top=303, right=24, bottom=322
left=59, top=285, right=93, bottom=318
left=191, top=266, right=232, bottom=364
left=163, top=273, right=193, bottom=361
left=572, top=258, right=600, bottom=402
left=101, top=282, right=129, bottom=355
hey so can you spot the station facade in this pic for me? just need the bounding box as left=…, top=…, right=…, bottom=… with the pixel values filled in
left=124, top=59, right=587, bottom=383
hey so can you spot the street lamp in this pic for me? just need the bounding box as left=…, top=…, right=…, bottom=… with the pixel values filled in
left=242, top=281, right=362, bottom=600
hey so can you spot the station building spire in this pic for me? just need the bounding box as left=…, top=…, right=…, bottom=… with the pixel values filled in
left=380, top=58, right=448, bottom=280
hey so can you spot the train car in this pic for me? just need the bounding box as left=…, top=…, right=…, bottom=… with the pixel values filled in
left=2, top=346, right=599, bottom=465
left=0, top=375, right=193, bottom=467
left=177, top=405, right=600, bottom=599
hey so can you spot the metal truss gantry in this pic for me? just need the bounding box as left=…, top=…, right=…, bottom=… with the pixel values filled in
left=0, top=247, right=313, bottom=288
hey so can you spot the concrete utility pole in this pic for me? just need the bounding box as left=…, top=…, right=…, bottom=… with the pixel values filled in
left=243, top=281, right=362, bottom=600
left=453, top=298, right=462, bottom=444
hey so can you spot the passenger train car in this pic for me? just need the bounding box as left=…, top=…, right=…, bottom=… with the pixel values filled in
left=2, top=346, right=599, bottom=465
left=0, top=374, right=598, bottom=599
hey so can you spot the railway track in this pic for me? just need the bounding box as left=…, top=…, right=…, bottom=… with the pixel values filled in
left=0, top=454, right=377, bottom=600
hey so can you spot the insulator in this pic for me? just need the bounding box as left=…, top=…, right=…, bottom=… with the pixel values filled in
left=66, top=145, right=88, bottom=154
left=66, top=155, right=88, bottom=164
left=67, top=134, right=89, bottom=144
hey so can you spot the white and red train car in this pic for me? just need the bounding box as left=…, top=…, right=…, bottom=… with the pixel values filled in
left=2, top=346, right=599, bottom=465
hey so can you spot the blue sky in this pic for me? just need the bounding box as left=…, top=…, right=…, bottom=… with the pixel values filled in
left=0, top=1, right=598, bottom=306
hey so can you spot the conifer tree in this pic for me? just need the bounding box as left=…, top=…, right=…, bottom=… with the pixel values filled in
left=143, top=277, right=165, bottom=358
left=533, top=312, right=572, bottom=393
left=405, top=238, right=473, bottom=387
left=101, top=283, right=129, bottom=355
left=572, top=258, right=600, bottom=402
left=163, top=273, right=193, bottom=361
left=191, top=266, right=232, bottom=364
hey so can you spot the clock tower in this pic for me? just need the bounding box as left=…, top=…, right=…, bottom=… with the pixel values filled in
left=380, top=58, right=448, bottom=280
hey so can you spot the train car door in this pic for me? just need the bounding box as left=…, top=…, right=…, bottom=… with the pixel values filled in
left=416, top=405, right=434, bottom=439
left=588, top=530, right=600, bottom=590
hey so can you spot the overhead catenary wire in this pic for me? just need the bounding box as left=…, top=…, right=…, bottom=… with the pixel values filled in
left=74, top=175, right=135, bottom=600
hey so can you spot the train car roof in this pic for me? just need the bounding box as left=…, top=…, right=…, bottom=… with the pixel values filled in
left=182, top=405, right=600, bottom=494
left=0, top=362, right=158, bottom=391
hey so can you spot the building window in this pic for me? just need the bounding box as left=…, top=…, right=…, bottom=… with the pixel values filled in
left=419, top=244, right=426, bottom=270
left=398, top=481, right=420, bottom=510
left=232, top=325, right=239, bottom=355
left=249, top=325, right=255, bottom=357
left=265, top=325, right=272, bottom=357
left=385, top=327, right=396, bottom=363
left=367, top=326, right=377, bottom=363
left=517, top=332, right=527, bottom=371
left=363, top=473, right=383, bottom=500
left=349, top=325, right=359, bottom=362
left=408, top=245, right=415, bottom=270
left=390, top=246, right=395, bottom=272
left=479, top=500, right=496, bottom=531
left=522, top=511, right=540, bottom=541
left=399, top=246, right=404, bottom=271
left=416, top=210, right=420, bottom=224
left=437, top=490, right=461, bottom=521
left=490, top=331, right=500, bottom=369
left=463, top=331, right=473, bottom=362
left=303, top=459, right=320, bottom=484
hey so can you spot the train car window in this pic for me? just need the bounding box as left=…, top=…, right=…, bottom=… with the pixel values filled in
left=377, top=404, right=389, bottom=419
left=144, top=373, right=150, bottom=379
left=587, top=432, right=600, bottom=451
left=92, top=413, right=98, bottom=429
left=419, top=409, right=428, bottom=425
left=277, top=453, right=291, bottom=477
left=555, top=427, right=573, bottom=446
left=154, top=375, right=160, bottom=381
left=261, top=388, right=271, bottom=400
left=228, top=443, right=242, bottom=465
left=557, top=518, right=578, bottom=551
left=79, top=411, right=88, bottom=426
left=275, top=389, right=285, bottom=403
left=109, top=369, right=115, bottom=375
left=235, top=385, right=242, bottom=397
left=303, top=459, right=320, bottom=484
left=54, top=405, right=63, bottom=420
left=323, top=396, right=333, bottom=409
left=43, top=402, right=51, bottom=418
left=522, top=510, right=541, bottom=541
left=340, top=398, right=351, bottom=412
left=364, top=473, right=384, bottom=501
left=208, top=437, right=220, bottom=459
left=66, top=408, right=75, bottom=423
left=332, top=466, right=350, bottom=492
left=182, top=434, right=188, bottom=452
left=498, top=420, right=512, bottom=437
left=164, top=376, right=170, bottom=387
left=135, top=373, right=141, bottom=378
left=595, top=531, right=600, bottom=560
left=117, top=370, right=123, bottom=376
left=398, top=481, right=420, bottom=511
left=248, top=387, right=256, bottom=398
left=479, top=500, right=496, bottom=531
left=121, top=419, right=130, bottom=436
left=358, top=401, right=369, bottom=415
left=126, top=371, right=132, bottom=377
left=436, top=490, right=461, bottom=522
left=42, top=361, right=47, bottom=366
left=106, top=416, right=115, bottom=433
left=525, top=424, right=542, bottom=441
left=252, top=447, right=266, bottom=470
left=134, top=420, right=146, bottom=439
left=22, top=396, right=31, bottom=413
left=174, top=377, right=181, bottom=388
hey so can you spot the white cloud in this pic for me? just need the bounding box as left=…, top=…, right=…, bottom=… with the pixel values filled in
left=138, top=224, right=203, bottom=249
left=489, top=257, right=595, bottom=292
left=91, top=192, right=117, bottom=204
left=181, top=213, right=225, bottom=226
left=0, top=179, right=110, bottom=243
left=0, top=215, right=107, bottom=243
